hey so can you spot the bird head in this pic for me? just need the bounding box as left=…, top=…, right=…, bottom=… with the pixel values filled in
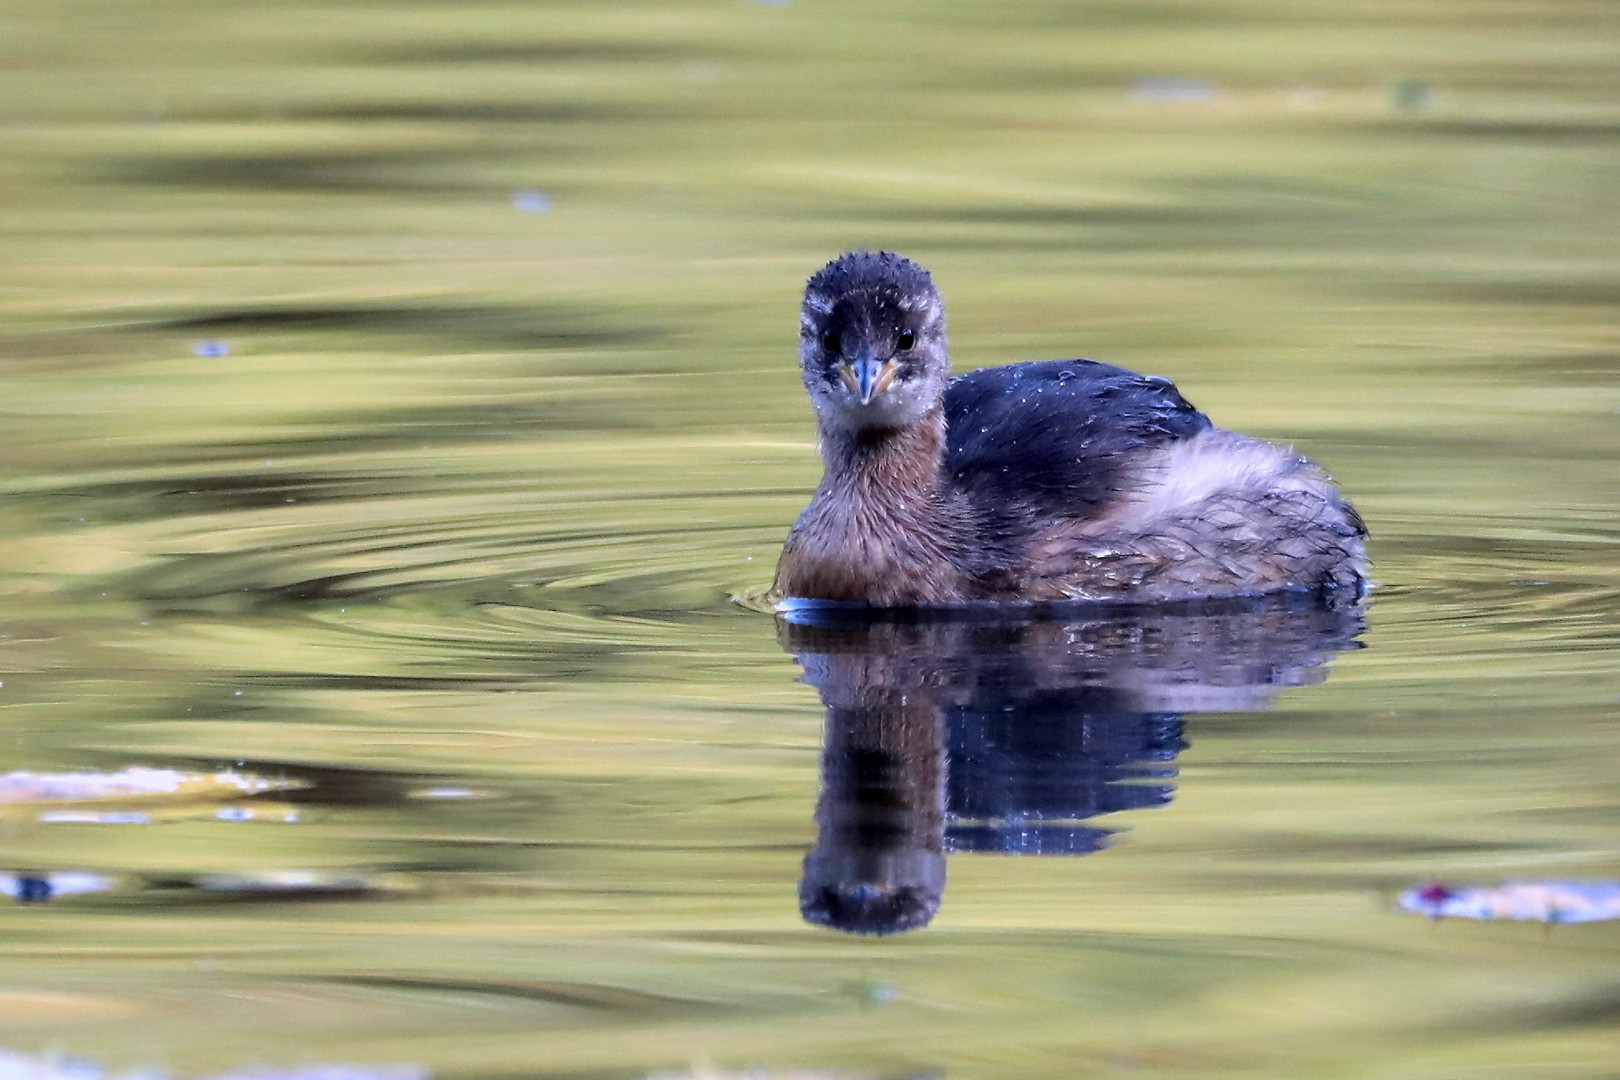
left=798, top=251, right=949, bottom=435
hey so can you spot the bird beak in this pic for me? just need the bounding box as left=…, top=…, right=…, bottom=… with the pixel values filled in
left=841, top=353, right=901, bottom=405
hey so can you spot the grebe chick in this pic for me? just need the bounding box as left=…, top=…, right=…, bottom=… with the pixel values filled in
left=774, top=251, right=1367, bottom=607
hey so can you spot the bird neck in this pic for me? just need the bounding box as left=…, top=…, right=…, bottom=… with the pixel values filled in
left=775, top=408, right=957, bottom=605
left=817, top=409, right=947, bottom=508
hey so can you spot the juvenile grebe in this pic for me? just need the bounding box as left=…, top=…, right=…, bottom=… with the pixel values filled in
left=774, top=251, right=1367, bottom=607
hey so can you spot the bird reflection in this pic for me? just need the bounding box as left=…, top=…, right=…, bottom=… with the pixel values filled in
left=781, top=597, right=1365, bottom=935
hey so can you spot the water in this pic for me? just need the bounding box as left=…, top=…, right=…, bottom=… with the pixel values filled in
left=2, top=1, right=1618, bottom=1077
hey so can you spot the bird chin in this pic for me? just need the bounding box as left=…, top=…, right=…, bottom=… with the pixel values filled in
left=820, top=396, right=922, bottom=436
left=815, top=384, right=933, bottom=436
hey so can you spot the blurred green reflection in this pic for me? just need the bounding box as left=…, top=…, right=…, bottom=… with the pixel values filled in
left=0, top=1, right=1617, bottom=1078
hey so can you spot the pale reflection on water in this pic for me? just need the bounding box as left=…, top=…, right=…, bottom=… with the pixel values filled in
left=0, top=1049, right=426, bottom=1080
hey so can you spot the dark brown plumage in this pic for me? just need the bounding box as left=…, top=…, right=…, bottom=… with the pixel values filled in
left=774, top=251, right=1368, bottom=608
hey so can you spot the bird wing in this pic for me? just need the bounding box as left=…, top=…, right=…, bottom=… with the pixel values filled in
left=943, top=359, right=1211, bottom=520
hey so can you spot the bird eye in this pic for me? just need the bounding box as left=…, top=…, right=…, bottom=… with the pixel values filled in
left=896, top=330, right=916, bottom=351
left=820, top=330, right=841, bottom=354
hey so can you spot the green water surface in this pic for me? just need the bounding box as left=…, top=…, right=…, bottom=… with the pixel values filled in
left=1, top=1, right=1618, bottom=1078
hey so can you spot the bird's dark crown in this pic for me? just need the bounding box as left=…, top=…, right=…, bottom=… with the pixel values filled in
left=805, top=251, right=936, bottom=307
left=803, top=252, right=940, bottom=341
